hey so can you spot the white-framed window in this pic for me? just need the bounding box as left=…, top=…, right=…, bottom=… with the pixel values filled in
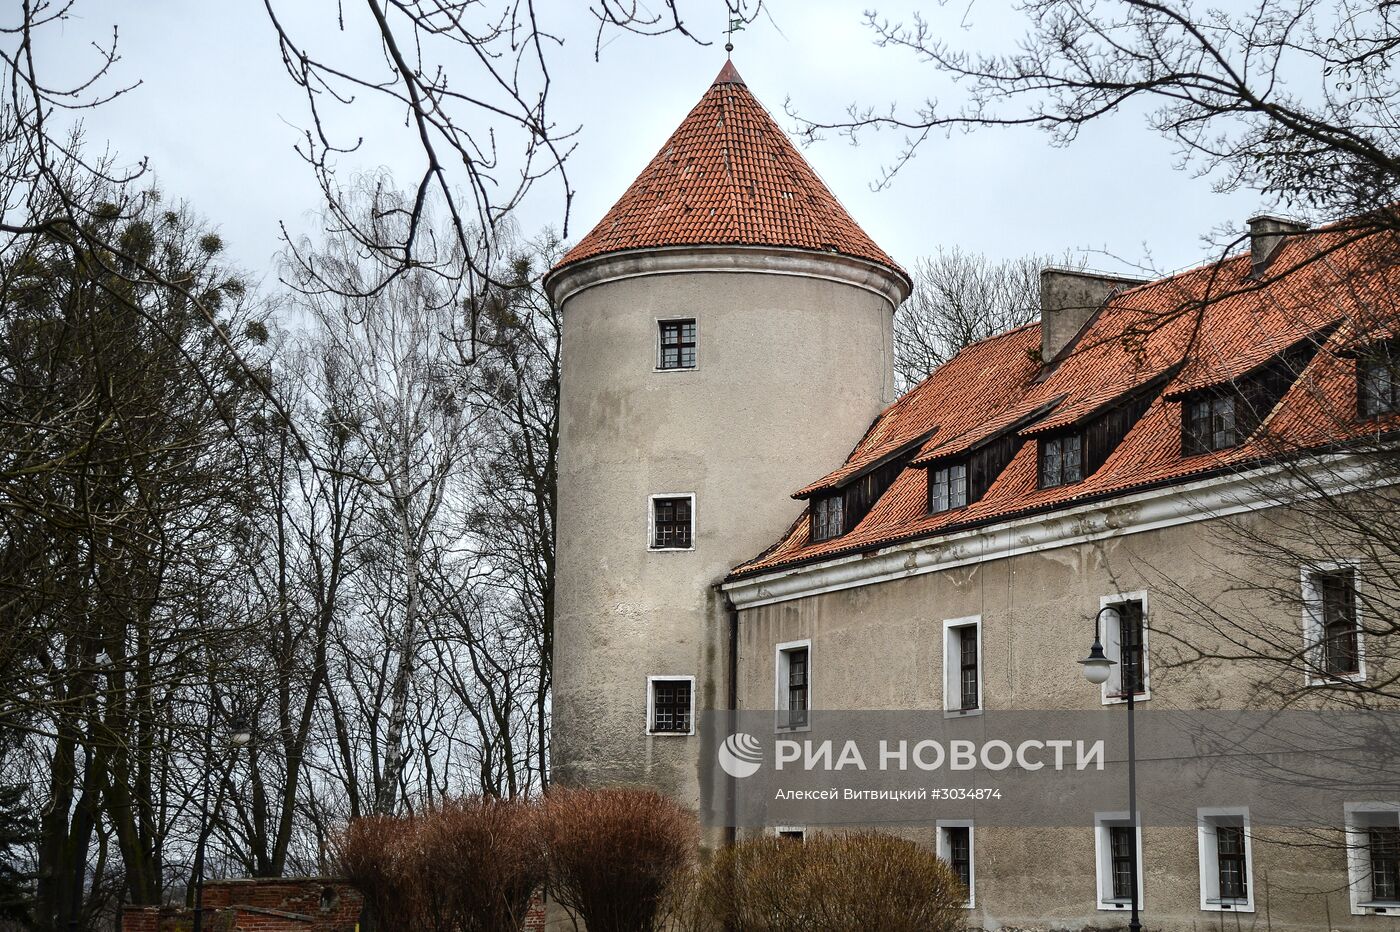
left=1302, top=560, right=1365, bottom=684
left=656, top=318, right=697, bottom=371
left=648, top=493, right=695, bottom=551
left=645, top=676, right=695, bottom=736
left=1098, top=592, right=1150, bottom=704
left=936, top=820, right=975, bottom=908
left=942, top=617, right=981, bottom=717
left=773, top=826, right=806, bottom=842
left=929, top=462, right=968, bottom=513
left=1197, top=807, right=1255, bottom=912
left=1094, top=812, right=1144, bottom=911
left=1345, top=803, right=1400, bottom=914
left=774, top=639, right=811, bottom=732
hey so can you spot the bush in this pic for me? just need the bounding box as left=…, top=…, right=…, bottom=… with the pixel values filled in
left=338, top=815, right=413, bottom=927
left=338, top=796, right=544, bottom=932
left=541, top=787, right=698, bottom=932
left=686, top=832, right=967, bottom=932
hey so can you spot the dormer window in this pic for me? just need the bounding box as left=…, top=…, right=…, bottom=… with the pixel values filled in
left=1184, top=393, right=1238, bottom=453
left=811, top=495, right=844, bottom=542
left=1359, top=341, right=1399, bottom=418
left=928, top=431, right=1023, bottom=513
left=1180, top=331, right=1325, bottom=456
left=808, top=433, right=929, bottom=542
left=1038, top=432, right=1083, bottom=488
left=1038, top=378, right=1162, bottom=489
left=929, top=462, right=967, bottom=512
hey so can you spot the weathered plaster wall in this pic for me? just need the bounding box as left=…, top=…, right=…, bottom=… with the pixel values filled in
left=734, top=507, right=1390, bottom=930
left=551, top=257, right=897, bottom=809
left=736, top=512, right=1313, bottom=712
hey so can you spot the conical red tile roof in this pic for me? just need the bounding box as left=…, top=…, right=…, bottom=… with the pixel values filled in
left=553, top=62, right=906, bottom=278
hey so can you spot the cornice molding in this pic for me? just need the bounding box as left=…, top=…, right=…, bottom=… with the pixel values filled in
left=544, top=245, right=912, bottom=311
left=722, top=455, right=1382, bottom=610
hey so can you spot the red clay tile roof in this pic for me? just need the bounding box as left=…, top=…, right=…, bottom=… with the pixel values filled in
left=731, top=225, right=1400, bottom=579
left=551, top=62, right=907, bottom=280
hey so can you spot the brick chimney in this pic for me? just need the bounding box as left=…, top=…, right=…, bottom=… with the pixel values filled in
left=1247, top=213, right=1308, bottom=275
left=1040, top=267, right=1146, bottom=364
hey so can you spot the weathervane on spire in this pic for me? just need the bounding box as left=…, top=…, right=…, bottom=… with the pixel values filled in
left=725, top=16, right=745, bottom=57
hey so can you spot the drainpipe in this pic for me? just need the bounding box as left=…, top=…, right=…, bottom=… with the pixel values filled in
left=724, top=594, right=739, bottom=848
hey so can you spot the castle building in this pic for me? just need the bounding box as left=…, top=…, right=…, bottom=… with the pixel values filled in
left=545, top=61, right=1400, bottom=930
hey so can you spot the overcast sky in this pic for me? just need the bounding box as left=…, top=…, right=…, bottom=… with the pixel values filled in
left=53, top=1, right=1266, bottom=286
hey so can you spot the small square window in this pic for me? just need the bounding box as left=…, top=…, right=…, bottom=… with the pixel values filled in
left=648, top=678, right=693, bottom=734
left=658, top=319, right=697, bottom=370
left=775, top=827, right=806, bottom=842
left=930, top=462, right=968, bottom=513
left=1038, top=433, right=1083, bottom=488
left=1184, top=393, right=1239, bottom=454
left=651, top=496, right=693, bottom=550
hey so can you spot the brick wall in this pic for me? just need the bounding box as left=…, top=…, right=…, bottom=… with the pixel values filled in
left=523, top=890, right=546, bottom=931
left=121, top=878, right=361, bottom=932
left=121, top=879, right=549, bottom=931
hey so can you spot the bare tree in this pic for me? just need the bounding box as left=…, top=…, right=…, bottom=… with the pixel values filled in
left=460, top=232, right=562, bottom=793
left=807, top=0, right=1399, bottom=243
left=895, top=248, right=1083, bottom=391
left=0, top=187, right=274, bottom=923
left=287, top=183, right=483, bottom=816
left=264, top=0, right=764, bottom=349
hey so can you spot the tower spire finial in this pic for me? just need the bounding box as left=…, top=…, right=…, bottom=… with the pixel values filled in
left=725, top=15, right=744, bottom=58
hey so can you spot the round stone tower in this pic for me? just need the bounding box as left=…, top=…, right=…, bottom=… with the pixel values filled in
left=544, top=61, right=910, bottom=813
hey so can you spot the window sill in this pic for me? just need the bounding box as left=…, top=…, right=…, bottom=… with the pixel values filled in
left=1102, top=689, right=1150, bottom=706
left=944, top=707, right=983, bottom=719
left=654, top=366, right=698, bottom=374
left=1357, top=901, right=1400, bottom=910
left=1305, top=671, right=1366, bottom=687
left=1202, top=898, right=1253, bottom=912
left=648, top=546, right=695, bottom=553
left=645, top=729, right=695, bottom=737
left=1097, top=899, right=1136, bottom=910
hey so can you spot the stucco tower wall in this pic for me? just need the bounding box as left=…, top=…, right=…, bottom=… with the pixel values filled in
left=549, top=246, right=904, bottom=809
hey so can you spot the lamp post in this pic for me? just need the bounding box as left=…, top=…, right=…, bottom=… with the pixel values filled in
left=1079, top=606, right=1142, bottom=932
left=192, top=718, right=253, bottom=932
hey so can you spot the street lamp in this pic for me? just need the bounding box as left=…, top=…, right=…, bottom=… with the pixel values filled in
left=192, top=716, right=252, bottom=932
left=1080, top=606, right=1142, bottom=932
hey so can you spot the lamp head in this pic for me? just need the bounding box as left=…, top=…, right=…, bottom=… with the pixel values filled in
left=1079, top=640, right=1116, bottom=685
left=228, top=718, right=254, bottom=749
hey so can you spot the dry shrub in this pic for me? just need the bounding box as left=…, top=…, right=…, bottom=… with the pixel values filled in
left=541, top=786, right=698, bottom=932
left=690, top=832, right=967, bottom=932
left=337, top=797, right=544, bottom=932
left=338, top=814, right=414, bottom=925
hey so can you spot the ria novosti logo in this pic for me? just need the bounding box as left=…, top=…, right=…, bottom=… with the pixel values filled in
left=718, top=731, right=1110, bottom=780
left=718, top=732, right=763, bottom=778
